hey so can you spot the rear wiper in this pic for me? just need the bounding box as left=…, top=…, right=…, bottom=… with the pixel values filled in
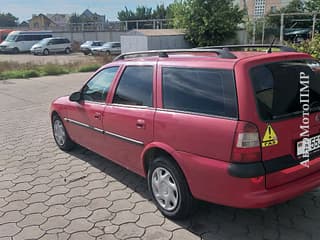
left=272, top=110, right=301, bottom=120
left=311, top=106, right=320, bottom=112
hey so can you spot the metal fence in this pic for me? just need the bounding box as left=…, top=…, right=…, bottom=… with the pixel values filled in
left=247, top=12, right=320, bottom=44
left=1, top=19, right=173, bottom=33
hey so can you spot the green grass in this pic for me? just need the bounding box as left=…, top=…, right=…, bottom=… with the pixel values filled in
left=78, top=64, right=100, bottom=72
left=0, top=69, right=41, bottom=80
left=40, top=64, right=70, bottom=75
left=0, top=62, right=105, bottom=80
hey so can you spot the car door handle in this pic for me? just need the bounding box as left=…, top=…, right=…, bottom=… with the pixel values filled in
left=136, top=119, right=145, bottom=129
left=94, top=112, right=102, bottom=120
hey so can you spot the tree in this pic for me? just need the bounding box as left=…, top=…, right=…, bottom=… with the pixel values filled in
left=170, top=0, right=244, bottom=46
left=167, top=1, right=187, bottom=27
left=0, top=12, right=18, bottom=27
left=117, top=6, right=153, bottom=21
left=152, top=4, right=168, bottom=19
left=305, top=0, right=320, bottom=12
left=118, top=5, right=154, bottom=30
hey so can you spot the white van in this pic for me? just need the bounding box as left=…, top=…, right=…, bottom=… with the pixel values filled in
left=0, top=31, right=52, bottom=53
left=30, top=37, right=72, bottom=55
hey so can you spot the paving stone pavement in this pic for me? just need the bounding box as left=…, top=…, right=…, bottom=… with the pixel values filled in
left=1, top=73, right=320, bottom=240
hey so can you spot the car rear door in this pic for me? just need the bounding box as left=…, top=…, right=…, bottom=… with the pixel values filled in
left=102, top=64, right=156, bottom=174
left=111, top=43, right=121, bottom=54
left=66, top=67, right=120, bottom=153
left=248, top=58, right=320, bottom=188
left=155, top=63, right=238, bottom=162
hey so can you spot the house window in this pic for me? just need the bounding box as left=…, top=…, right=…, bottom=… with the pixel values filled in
left=254, top=0, right=266, bottom=18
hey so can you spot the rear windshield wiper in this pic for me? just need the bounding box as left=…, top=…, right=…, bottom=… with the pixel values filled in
left=272, top=110, right=302, bottom=120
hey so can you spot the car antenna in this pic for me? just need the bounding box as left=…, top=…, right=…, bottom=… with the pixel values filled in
left=267, top=38, right=276, bottom=53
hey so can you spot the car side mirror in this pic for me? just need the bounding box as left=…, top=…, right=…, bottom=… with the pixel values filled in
left=69, top=91, right=81, bottom=102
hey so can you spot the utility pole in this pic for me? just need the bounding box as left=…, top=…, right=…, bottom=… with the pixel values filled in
left=280, top=13, right=284, bottom=44
left=312, top=12, right=317, bottom=39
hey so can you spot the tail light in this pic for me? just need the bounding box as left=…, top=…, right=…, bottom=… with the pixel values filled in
left=231, top=121, right=261, bottom=162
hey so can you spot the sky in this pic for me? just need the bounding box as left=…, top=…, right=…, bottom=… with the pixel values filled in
left=0, top=0, right=174, bottom=22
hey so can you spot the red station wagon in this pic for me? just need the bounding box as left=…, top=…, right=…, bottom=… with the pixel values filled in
left=51, top=46, right=320, bottom=219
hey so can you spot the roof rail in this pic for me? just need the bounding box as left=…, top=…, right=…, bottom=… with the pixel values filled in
left=113, top=48, right=237, bottom=61
left=198, top=44, right=297, bottom=53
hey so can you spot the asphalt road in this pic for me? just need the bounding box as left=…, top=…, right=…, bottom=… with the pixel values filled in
left=0, top=73, right=320, bottom=240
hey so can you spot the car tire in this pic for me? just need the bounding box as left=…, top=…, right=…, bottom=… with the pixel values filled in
left=65, top=48, right=71, bottom=54
left=52, top=114, right=75, bottom=151
left=43, top=49, right=49, bottom=55
left=106, top=50, right=111, bottom=56
left=147, top=156, right=196, bottom=219
left=12, top=47, right=19, bottom=54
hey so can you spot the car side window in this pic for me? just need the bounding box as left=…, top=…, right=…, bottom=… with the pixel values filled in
left=162, top=67, right=238, bottom=117
left=113, top=66, right=153, bottom=107
left=82, top=67, right=119, bottom=103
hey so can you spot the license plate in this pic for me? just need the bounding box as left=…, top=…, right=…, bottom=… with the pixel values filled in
left=297, top=134, right=320, bottom=156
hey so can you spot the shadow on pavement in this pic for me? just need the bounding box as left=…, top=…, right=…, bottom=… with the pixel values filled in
left=68, top=145, right=320, bottom=240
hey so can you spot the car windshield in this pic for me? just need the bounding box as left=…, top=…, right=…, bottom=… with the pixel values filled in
left=251, top=59, right=320, bottom=121
left=82, top=41, right=92, bottom=46
left=37, top=38, right=50, bottom=45
left=5, top=34, right=18, bottom=42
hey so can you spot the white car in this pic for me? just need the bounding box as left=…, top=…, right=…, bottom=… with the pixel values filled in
left=30, top=37, right=72, bottom=55
left=80, top=41, right=104, bottom=55
left=0, top=31, right=52, bottom=53
left=91, top=42, right=121, bottom=55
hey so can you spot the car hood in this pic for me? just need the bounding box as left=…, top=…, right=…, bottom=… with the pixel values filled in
left=31, top=44, right=42, bottom=49
left=0, top=41, right=9, bottom=47
left=51, top=95, right=70, bottom=105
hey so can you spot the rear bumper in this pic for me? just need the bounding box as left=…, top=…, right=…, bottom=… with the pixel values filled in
left=176, top=151, right=320, bottom=208
left=243, top=170, right=320, bottom=208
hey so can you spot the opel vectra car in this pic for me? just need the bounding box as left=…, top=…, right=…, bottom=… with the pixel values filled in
left=50, top=46, right=320, bottom=219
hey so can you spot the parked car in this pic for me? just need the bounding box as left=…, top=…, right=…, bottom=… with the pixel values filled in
left=91, top=42, right=121, bottom=55
left=30, top=37, right=72, bottom=55
left=284, top=28, right=312, bottom=43
left=50, top=46, right=320, bottom=219
left=0, top=31, right=52, bottom=53
left=80, top=41, right=104, bottom=55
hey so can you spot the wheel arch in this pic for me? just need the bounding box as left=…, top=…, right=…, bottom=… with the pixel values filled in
left=51, top=110, right=59, bottom=122
left=141, top=143, right=189, bottom=182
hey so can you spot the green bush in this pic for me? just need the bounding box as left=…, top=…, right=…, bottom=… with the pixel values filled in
left=290, top=34, right=320, bottom=59
left=23, top=69, right=41, bottom=78
left=41, top=64, right=69, bottom=75
left=0, top=69, right=40, bottom=80
left=78, top=64, right=100, bottom=72
left=0, top=71, right=24, bottom=80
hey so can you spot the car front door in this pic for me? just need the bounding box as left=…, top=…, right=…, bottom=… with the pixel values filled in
left=102, top=65, right=155, bottom=174
left=65, top=67, right=120, bottom=153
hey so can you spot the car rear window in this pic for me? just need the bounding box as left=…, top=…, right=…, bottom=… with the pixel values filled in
left=251, top=59, right=320, bottom=121
left=162, top=67, right=238, bottom=118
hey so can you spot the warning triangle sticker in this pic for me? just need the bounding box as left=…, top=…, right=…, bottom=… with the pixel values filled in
left=262, top=125, right=278, bottom=147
